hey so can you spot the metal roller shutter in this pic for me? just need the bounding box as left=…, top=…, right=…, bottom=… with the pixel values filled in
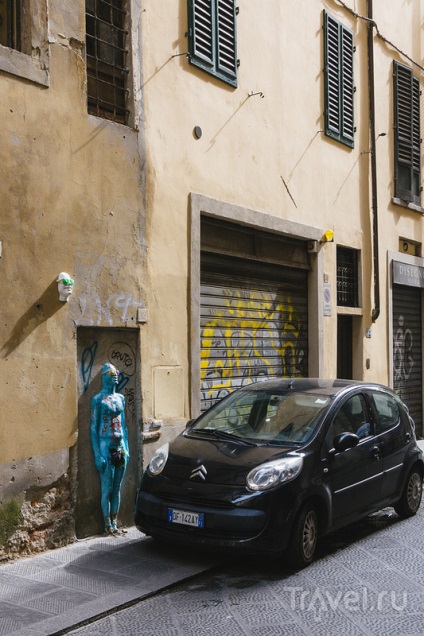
left=200, top=264, right=308, bottom=411
left=393, top=284, right=422, bottom=435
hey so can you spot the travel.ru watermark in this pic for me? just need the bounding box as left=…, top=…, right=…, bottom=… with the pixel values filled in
left=283, top=586, right=407, bottom=621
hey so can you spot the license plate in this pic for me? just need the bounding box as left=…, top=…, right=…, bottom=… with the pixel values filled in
left=168, top=508, right=204, bottom=528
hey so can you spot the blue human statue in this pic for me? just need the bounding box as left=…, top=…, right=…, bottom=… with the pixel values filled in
left=90, top=363, right=130, bottom=534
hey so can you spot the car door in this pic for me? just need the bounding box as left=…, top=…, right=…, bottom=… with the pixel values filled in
left=367, top=390, right=409, bottom=501
left=325, top=393, right=383, bottom=522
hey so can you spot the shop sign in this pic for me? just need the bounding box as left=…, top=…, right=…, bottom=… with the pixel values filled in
left=392, top=261, right=424, bottom=289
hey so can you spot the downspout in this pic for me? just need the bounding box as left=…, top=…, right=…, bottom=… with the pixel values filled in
left=367, top=0, right=380, bottom=322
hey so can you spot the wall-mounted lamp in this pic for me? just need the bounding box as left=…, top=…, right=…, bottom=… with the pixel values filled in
left=321, top=230, right=334, bottom=243
left=57, top=272, right=74, bottom=302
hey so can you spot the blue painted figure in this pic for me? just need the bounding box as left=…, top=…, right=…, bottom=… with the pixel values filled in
left=90, top=363, right=130, bottom=535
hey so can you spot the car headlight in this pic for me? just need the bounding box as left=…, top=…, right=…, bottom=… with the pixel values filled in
left=147, top=443, right=169, bottom=476
left=246, top=455, right=303, bottom=491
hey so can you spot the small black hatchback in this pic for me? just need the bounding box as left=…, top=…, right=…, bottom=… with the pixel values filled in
left=135, top=379, right=423, bottom=568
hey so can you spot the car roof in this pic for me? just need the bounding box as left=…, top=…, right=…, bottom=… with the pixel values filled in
left=242, top=378, right=392, bottom=399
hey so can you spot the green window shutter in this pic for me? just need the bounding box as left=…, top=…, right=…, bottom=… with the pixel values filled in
left=188, top=0, right=238, bottom=87
left=324, top=11, right=354, bottom=148
left=191, top=0, right=214, bottom=67
left=394, top=61, right=422, bottom=205
left=217, top=0, right=237, bottom=80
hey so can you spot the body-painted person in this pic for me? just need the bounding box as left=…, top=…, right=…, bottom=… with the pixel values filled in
left=90, top=363, right=130, bottom=534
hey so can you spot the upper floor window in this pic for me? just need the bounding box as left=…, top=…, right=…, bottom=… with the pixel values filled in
left=393, top=61, right=422, bottom=206
left=187, top=0, right=238, bottom=88
left=86, top=0, right=130, bottom=125
left=0, top=0, right=21, bottom=50
left=0, top=0, right=48, bottom=86
left=337, top=247, right=359, bottom=307
left=323, top=10, right=354, bottom=148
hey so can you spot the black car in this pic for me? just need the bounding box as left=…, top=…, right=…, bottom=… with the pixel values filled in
left=135, top=379, right=423, bottom=568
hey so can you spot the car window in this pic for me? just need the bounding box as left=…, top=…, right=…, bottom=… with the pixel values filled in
left=370, top=392, right=400, bottom=434
left=333, top=394, right=371, bottom=439
left=191, top=388, right=331, bottom=444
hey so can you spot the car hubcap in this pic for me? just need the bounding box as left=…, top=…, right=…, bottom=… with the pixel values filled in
left=302, top=510, right=318, bottom=560
left=407, top=473, right=422, bottom=511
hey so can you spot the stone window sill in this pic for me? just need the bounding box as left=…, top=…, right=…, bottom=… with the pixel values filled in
left=0, top=45, right=49, bottom=87
left=392, top=198, right=424, bottom=215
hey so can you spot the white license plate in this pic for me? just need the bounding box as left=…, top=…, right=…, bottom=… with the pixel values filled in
left=168, top=508, right=204, bottom=528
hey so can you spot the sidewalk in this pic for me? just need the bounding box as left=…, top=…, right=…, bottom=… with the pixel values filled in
left=0, top=528, right=219, bottom=636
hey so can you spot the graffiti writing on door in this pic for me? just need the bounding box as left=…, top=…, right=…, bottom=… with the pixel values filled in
left=80, top=341, right=137, bottom=413
left=394, top=315, right=414, bottom=382
left=201, top=289, right=305, bottom=408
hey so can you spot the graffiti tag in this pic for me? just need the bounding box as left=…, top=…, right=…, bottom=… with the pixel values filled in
left=200, top=288, right=305, bottom=410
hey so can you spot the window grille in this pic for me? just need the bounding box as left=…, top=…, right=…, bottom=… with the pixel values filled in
left=337, top=247, right=359, bottom=307
left=86, top=0, right=130, bottom=125
left=0, top=0, right=22, bottom=50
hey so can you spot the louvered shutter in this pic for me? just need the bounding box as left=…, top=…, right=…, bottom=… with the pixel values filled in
left=188, top=0, right=238, bottom=87
left=325, top=13, right=341, bottom=138
left=324, top=11, right=354, bottom=148
left=217, top=0, right=237, bottom=80
left=394, top=62, right=421, bottom=205
left=191, top=0, right=213, bottom=67
left=341, top=26, right=354, bottom=142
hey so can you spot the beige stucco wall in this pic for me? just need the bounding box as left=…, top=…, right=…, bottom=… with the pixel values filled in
left=1, top=0, right=424, bottom=550
left=140, top=0, right=424, bottom=439
left=0, top=2, right=146, bottom=469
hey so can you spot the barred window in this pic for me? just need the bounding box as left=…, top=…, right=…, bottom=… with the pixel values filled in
left=337, top=247, right=359, bottom=307
left=86, top=0, right=130, bottom=125
left=0, top=0, right=22, bottom=51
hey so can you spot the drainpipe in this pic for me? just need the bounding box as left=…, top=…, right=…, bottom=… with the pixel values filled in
left=367, top=0, right=380, bottom=322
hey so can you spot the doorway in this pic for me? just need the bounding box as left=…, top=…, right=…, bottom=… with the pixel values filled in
left=76, top=327, right=141, bottom=538
left=337, top=315, right=353, bottom=379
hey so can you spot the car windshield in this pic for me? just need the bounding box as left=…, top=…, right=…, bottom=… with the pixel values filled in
left=189, top=387, right=331, bottom=445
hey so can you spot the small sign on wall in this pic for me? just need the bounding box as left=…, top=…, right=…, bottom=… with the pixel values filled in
left=323, top=283, right=331, bottom=316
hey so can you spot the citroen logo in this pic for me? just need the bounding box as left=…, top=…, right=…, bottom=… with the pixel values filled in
left=190, top=464, right=207, bottom=480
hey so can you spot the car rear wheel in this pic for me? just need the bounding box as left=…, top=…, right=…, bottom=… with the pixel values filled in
left=394, top=466, right=423, bottom=518
left=286, top=503, right=318, bottom=569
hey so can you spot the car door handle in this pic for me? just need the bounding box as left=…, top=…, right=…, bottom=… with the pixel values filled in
left=372, top=445, right=380, bottom=460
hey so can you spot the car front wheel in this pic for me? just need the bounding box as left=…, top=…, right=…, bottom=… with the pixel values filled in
left=394, top=466, right=423, bottom=518
left=286, top=503, right=318, bottom=569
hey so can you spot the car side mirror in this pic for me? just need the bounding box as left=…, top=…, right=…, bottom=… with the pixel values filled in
left=185, top=418, right=195, bottom=429
left=333, top=432, right=359, bottom=453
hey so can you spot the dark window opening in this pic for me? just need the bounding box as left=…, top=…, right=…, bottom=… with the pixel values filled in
left=86, top=0, right=130, bottom=125
left=337, top=247, right=359, bottom=307
left=0, top=0, right=22, bottom=50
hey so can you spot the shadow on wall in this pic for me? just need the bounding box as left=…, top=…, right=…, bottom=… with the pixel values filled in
left=1, top=281, right=63, bottom=357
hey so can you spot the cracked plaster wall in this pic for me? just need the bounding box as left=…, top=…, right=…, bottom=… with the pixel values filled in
left=0, top=1, right=146, bottom=555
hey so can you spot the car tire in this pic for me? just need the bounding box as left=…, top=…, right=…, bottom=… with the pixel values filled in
left=286, top=503, right=318, bottom=569
left=394, top=466, right=423, bottom=518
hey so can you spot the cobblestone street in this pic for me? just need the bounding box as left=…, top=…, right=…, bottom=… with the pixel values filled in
left=66, top=507, right=424, bottom=636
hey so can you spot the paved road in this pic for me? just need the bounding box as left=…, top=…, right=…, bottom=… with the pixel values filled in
left=0, top=529, right=220, bottom=636
left=66, top=508, right=424, bottom=636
